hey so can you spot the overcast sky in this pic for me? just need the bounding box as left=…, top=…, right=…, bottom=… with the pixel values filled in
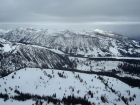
left=0, top=0, right=140, bottom=38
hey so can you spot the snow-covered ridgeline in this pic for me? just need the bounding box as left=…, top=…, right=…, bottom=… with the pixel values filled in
left=0, top=41, right=73, bottom=77
left=0, top=28, right=140, bottom=57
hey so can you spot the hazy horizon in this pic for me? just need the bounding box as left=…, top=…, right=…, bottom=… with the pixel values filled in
left=0, top=23, right=140, bottom=39
left=0, top=0, right=140, bottom=39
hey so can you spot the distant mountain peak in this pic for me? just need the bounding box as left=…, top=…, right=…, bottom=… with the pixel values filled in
left=0, top=28, right=140, bottom=57
left=94, top=29, right=116, bottom=36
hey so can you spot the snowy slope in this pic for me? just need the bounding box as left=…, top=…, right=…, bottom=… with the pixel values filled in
left=70, top=57, right=140, bottom=79
left=0, top=37, right=139, bottom=80
left=0, top=38, right=15, bottom=52
left=0, top=28, right=140, bottom=57
left=0, top=39, right=73, bottom=77
left=31, top=44, right=65, bottom=55
left=0, top=68, right=140, bottom=105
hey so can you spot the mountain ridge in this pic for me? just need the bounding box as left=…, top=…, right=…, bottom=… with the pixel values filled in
left=0, top=28, right=140, bottom=105
left=0, top=38, right=73, bottom=77
left=0, top=28, right=140, bottom=57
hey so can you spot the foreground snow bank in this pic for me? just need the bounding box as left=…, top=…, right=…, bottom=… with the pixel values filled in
left=0, top=68, right=140, bottom=105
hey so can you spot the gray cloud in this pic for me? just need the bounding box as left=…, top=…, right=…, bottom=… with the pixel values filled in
left=0, top=0, right=140, bottom=38
left=0, top=0, right=140, bottom=22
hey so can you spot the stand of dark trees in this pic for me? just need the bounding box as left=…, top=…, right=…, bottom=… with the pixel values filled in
left=68, top=55, right=140, bottom=63
left=0, top=70, right=10, bottom=77
left=12, top=90, right=92, bottom=105
left=0, top=93, right=9, bottom=101
left=118, top=62, right=140, bottom=75
left=89, top=58, right=140, bottom=64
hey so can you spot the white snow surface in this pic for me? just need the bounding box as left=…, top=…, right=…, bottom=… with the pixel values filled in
left=0, top=68, right=140, bottom=105
left=3, top=44, right=15, bottom=52
left=0, top=38, right=16, bottom=52
left=31, top=44, right=65, bottom=54
left=94, top=29, right=115, bottom=36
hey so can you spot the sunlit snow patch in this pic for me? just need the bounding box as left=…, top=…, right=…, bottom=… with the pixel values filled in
left=3, top=44, right=15, bottom=52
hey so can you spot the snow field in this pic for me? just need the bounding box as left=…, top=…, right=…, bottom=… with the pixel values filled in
left=0, top=68, right=140, bottom=105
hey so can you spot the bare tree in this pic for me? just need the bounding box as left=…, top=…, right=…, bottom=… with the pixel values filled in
left=0, top=43, right=4, bottom=70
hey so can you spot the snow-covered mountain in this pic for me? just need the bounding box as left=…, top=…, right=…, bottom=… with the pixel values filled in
left=1, top=37, right=140, bottom=80
left=0, top=38, right=73, bottom=77
left=0, top=28, right=140, bottom=57
left=0, top=28, right=140, bottom=105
